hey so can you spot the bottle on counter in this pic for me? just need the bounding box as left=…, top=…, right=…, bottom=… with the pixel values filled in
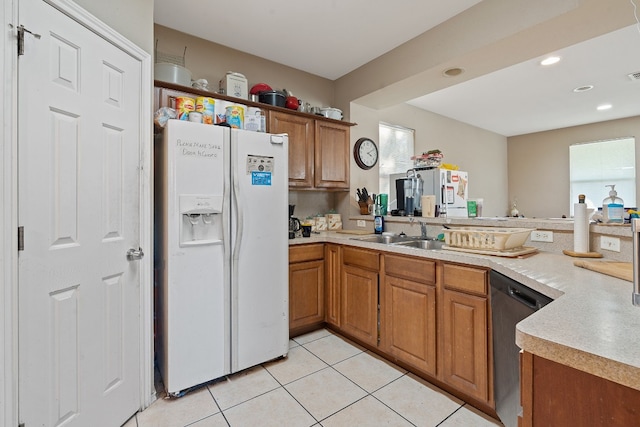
left=602, top=184, right=624, bottom=223
left=374, top=210, right=384, bottom=234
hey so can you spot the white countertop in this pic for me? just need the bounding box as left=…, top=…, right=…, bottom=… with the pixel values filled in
left=290, top=231, right=640, bottom=391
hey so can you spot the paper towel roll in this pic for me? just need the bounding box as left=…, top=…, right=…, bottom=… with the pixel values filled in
left=573, top=203, right=593, bottom=253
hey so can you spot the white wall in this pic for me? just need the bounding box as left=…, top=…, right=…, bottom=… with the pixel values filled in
left=342, top=103, right=509, bottom=220
left=508, top=116, right=640, bottom=218
left=154, top=25, right=335, bottom=111
left=74, top=0, right=154, bottom=53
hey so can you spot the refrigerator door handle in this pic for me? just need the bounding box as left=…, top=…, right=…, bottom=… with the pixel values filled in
left=232, top=145, right=244, bottom=263
left=223, top=163, right=231, bottom=262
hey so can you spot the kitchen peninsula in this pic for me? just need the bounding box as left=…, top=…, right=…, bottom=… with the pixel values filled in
left=289, top=217, right=640, bottom=426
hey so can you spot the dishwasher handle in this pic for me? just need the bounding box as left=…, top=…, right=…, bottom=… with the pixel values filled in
left=508, top=285, right=539, bottom=310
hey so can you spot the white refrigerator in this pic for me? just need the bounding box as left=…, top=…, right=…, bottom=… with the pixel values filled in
left=155, top=120, right=289, bottom=395
left=438, top=169, right=469, bottom=217
left=390, top=168, right=469, bottom=217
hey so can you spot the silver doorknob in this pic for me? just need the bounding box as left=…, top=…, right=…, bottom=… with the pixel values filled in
left=126, top=247, right=144, bottom=261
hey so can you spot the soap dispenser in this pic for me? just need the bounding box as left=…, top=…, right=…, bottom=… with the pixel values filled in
left=602, top=184, right=624, bottom=223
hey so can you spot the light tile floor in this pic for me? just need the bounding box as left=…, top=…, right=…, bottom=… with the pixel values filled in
left=124, top=329, right=503, bottom=427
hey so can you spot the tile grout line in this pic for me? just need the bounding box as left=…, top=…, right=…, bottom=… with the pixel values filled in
left=434, top=402, right=466, bottom=426
left=366, top=373, right=421, bottom=427
left=262, top=356, right=321, bottom=426
left=204, top=383, right=231, bottom=427
left=139, top=329, right=491, bottom=427
left=210, top=342, right=331, bottom=415
left=301, top=340, right=420, bottom=426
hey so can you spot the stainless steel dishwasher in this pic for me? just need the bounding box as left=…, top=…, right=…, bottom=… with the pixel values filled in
left=490, top=270, right=553, bottom=427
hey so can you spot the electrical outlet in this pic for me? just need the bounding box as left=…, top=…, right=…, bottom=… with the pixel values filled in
left=601, top=236, right=621, bottom=252
left=531, top=230, right=553, bottom=242
left=357, top=220, right=366, bottom=228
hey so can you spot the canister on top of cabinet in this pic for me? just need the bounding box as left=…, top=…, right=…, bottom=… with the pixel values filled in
left=245, top=107, right=266, bottom=132
left=219, top=71, right=248, bottom=100
left=225, top=105, right=245, bottom=129
left=175, top=96, right=195, bottom=120
left=195, top=97, right=215, bottom=125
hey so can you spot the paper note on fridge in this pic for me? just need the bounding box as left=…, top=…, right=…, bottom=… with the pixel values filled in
left=246, top=154, right=274, bottom=173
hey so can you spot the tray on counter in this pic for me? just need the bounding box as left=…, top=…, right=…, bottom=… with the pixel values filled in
left=442, top=245, right=538, bottom=258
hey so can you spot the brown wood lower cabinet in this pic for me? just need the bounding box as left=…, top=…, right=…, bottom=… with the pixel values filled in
left=382, top=254, right=437, bottom=376
left=324, top=244, right=341, bottom=327
left=289, top=244, right=325, bottom=335
left=442, top=288, right=488, bottom=402
left=288, top=244, right=494, bottom=411
left=520, top=351, right=640, bottom=427
left=442, top=264, right=490, bottom=403
left=341, top=247, right=379, bottom=347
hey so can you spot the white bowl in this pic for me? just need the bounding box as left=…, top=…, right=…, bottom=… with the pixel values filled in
left=154, top=62, right=192, bottom=87
left=320, top=107, right=343, bottom=120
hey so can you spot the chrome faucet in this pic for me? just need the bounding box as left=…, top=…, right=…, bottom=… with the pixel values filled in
left=632, top=218, right=640, bottom=306
left=419, top=221, right=428, bottom=239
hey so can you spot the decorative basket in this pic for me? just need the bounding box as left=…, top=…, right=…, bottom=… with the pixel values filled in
left=442, top=227, right=534, bottom=251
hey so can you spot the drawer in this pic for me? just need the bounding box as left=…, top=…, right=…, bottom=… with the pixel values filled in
left=443, top=263, right=488, bottom=296
left=289, top=243, right=324, bottom=263
left=342, top=246, right=379, bottom=271
left=384, top=254, right=436, bottom=284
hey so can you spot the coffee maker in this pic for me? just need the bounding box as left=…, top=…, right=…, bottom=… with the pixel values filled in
left=289, top=204, right=301, bottom=239
left=394, top=169, right=424, bottom=216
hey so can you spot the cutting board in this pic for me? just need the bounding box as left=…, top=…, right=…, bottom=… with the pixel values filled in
left=573, top=260, right=632, bottom=282
left=442, top=245, right=538, bottom=258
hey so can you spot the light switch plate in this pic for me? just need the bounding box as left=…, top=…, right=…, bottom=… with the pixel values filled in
left=357, top=220, right=366, bottom=227
left=531, top=230, right=553, bottom=242
left=601, top=236, right=621, bottom=252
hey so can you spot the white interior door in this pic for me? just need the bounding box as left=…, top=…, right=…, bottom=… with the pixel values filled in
left=18, top=0, right=143, bottom=425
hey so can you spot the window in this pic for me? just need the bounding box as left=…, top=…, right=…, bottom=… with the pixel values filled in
left=569, top=137, right=636, bottom=215
left=378, top=122, right=415, bottom=199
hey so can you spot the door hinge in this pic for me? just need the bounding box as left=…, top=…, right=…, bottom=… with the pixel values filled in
left=19, top=423, right=25, bottom=427
left=18, top=226, right=24, bottom=251
left=17, top=25, right=41, bottom=56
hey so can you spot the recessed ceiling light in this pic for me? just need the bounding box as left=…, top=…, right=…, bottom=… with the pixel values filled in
left=540, top=56, right=561, bottom=66
left=597, top=104, right=612, bottom=111
left=573, top=85, right=594, bottom=93
left=443, top=67, right=464, bottom=77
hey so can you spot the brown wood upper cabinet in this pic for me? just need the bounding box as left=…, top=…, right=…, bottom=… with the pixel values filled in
left=269, top=111, right=349, bottom=190
left=314, top=121, right=349, bottom=189
left=270, top=112, right=315, bottom=188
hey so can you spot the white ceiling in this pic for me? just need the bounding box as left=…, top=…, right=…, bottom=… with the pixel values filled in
left=408, top=24, right=640, bottom=136
left=153, top=0, right=482, bottom=80
left=154, top=1, right=640, bottom=137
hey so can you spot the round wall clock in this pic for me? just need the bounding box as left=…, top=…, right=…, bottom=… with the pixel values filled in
left=353, top=137, right=379, bottom=170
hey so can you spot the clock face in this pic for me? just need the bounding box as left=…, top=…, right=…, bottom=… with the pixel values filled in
left=354, top=138, right=378, bottom=170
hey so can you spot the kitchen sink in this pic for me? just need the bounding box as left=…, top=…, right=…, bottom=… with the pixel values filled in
left=352, top=234, right=419, bottom=244
left=393, top=239, right=444, bottom=250
left=352, top=234, right=443, bottom=249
